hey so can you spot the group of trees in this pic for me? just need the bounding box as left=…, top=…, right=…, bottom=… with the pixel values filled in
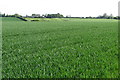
left=0, top=13, right=5, bottom=17
left=29, top=13, right=64, bottom=18
left=97, top=13, right=114, bottom=19
left=85, top=13, right=120, bottom=19
left=20, top=13, right=64, bottom=18
left=0, top=13, right=120, bottom=19
left=43, top=13, right=64, bottom=18
left=0, top=13, right=22, bottom=17
left=84, top=13, right=119, bottom=19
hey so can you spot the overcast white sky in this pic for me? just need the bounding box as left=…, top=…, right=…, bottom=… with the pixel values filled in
left=0, top=0, right=119, bottom=17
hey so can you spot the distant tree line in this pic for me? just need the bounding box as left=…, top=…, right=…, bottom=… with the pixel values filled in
left=96, top=13, right=119, bottom=19
left=25, top=13, right=64, bottom=18
left=0, top=13, right=120, bottom=19
left=43, top=13, right=64, bottom=18
left=0, top=13, right=22, bottom=17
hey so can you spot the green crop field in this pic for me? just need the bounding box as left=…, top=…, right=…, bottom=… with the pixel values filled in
left=2, top=17, right=118, bottom=78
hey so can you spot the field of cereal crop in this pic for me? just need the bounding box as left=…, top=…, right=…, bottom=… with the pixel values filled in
left=2, top=17, right=118, bottom=78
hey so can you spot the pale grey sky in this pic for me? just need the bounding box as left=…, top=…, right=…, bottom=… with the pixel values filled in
left=0, top=0, right=119, bottom=17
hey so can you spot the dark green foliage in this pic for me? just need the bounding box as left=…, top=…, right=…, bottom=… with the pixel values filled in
left=45, top=13, right=64, bottom=18
left=17, top=17, right=27, bottom=21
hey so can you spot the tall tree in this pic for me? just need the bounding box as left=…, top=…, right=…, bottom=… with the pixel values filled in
left=103, top=13, right=108, bottom=18
left=109, top=14, right=113, bottom=19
